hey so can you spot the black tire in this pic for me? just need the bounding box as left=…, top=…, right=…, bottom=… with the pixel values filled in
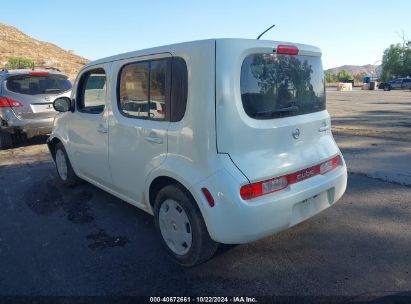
left=154, top=184, right=219, bottom=267
left=54, top=142, right=80, bottom=186
left=384, top=85, right=391, bottom=91
left=0, top=131, right=12, bottom=150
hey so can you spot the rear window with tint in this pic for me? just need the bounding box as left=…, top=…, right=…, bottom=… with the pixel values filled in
left=241, top=53, right=325, bottom=119
left=6, top=75, right=72, bottom=95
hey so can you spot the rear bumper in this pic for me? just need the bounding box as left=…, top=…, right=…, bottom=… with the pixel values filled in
left=192, top=161, right=347, bottom=244
left=0, top=108, right=54, bottom=136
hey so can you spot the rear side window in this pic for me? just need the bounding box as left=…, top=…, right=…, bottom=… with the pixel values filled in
left=170, top=57, right=188, bottom=122
left=77, top=68, right=106, bottom=114
left=119, top=59, right=168, bottom=121
left=118, top=57, right=187, bottom=122
left=241, top=53, right=325, bottom=119
left=6, top=75, right=72, bottom=95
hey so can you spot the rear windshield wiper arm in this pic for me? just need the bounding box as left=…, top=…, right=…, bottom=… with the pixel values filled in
left=42, top=89, right=62, bottom=93
left=255, top=105, right=299, bottom=116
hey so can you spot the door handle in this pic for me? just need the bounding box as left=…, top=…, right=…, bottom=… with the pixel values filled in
left=97, top=125, right=108, bottom=134
left=145, top=136, right=163, bottom=144
left=318, top=125, right=330, bottom=132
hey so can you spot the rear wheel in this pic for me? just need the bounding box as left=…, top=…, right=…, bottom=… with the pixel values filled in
left=154, top=184, right=219, bottom=267
left=0, top=131, right=12, bottom=150
left=54, top=142, right=80, bottom=186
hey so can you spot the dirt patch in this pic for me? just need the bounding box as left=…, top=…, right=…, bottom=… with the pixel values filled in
left=26, top=180, right=63, bottom=215
left=86, top=229, right=129, bottom=250
left=61, top=189, right=94, bottom=224
left=25, top=179, right=94, bottom=224
left=0, top=143, right=51, bottom=166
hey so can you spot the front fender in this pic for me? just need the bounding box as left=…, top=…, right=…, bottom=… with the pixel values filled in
left=47, top=114, right=71, bottom=161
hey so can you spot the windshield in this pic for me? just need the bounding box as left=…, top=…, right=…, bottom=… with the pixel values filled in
left=241, top=53, right=325, bottom=119
left=6, top=75, right=72, bottom=95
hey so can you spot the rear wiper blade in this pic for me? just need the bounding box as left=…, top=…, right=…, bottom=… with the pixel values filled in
left=255, top=105, right=299, bottom=116
left=42, top=89, right=62, bottom=93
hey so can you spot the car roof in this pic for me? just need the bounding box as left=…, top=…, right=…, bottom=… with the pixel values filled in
left=85, top=38, right=322, bottom=68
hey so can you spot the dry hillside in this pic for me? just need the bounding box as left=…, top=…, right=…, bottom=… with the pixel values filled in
left=325, top=64, right=381, bottom=77
left=0, top=23, right=88, bottom=80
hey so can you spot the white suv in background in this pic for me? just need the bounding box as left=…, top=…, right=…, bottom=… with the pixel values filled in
left=48, top=39, right=347, bottom=266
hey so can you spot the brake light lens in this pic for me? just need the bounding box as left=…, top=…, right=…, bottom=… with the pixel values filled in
left=240, top=155, right=341, bottom=200
left=0, top=97, right=23, bottom=107
left=28, top=71, right=49, bottom=75
left=0, top=97, right=9, bottom=107
left=276, top=45, right=299, bottom=55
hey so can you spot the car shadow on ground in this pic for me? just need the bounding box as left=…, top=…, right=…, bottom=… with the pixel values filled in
left=11, top=134, right=49, bottom=148
left=1, top=160, right=410, bottom=296
left=0, top=134, right=50, bottom=151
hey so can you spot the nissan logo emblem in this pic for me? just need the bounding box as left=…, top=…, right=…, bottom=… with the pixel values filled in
left=292, top=128, right=300, bottom=139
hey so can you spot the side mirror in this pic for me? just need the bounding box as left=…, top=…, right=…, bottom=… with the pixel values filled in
left=53, top=97, right=74, bottom=112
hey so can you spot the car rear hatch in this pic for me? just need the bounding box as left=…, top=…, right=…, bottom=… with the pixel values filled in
left=3, top=72, right=72, bottom=119
left=216, top=40, right=341, bottom=193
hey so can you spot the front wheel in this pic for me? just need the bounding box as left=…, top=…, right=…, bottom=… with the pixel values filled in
left=384, top=85, right=391, bottom=91
left=54, top=142, right=80, bottom=186
left=154, top=184, right=219, bottom=267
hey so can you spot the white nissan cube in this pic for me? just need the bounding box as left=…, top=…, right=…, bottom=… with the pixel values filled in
left=48, top=39, right=347, bottom=266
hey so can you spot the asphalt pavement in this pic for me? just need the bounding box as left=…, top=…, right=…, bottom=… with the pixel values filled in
left=0, top=89, right=410, bottom=298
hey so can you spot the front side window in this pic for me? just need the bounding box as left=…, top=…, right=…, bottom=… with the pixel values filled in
left=241, top=53, right=325, bottom=119
left=77, top=68, right=106, bottom=114
left=118, top=59, right=167, bottom=120
left=6, top=75, right=72, bottom=95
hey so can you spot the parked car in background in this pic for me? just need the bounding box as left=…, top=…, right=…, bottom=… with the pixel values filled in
left=48, top=39, right=347, bottom=266
left=0, top=68, right=72, bottom=149
left=380, top=77, right=411, bottom=91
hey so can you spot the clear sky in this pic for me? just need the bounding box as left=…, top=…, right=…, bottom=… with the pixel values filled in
left=1, top=0, right=410, bottom=69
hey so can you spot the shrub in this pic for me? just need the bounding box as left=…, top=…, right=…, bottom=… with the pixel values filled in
left=5, top=56, right=34, bottom=69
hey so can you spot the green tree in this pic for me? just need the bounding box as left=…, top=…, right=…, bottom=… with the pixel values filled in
left=336, top=69, right=353, bottom=82
left=380, top=43, right=411, bottom=81
left=250, top=54, right=313, bottom=96
left=325, top=73, right=338, bottom=83
left=5, top=56, right=34, bottom=69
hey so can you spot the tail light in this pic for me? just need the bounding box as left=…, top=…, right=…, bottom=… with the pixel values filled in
left=240, top=176, right=288, bottom=200
left=276, top=45, right=299, bottom=55
left=28, top=71, right=49, bottom=75
left=0, top=97, right=23, bottom=107
left=240, top=155, right=341, bottom=200
left=157, top=110, right=165, bottom=115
